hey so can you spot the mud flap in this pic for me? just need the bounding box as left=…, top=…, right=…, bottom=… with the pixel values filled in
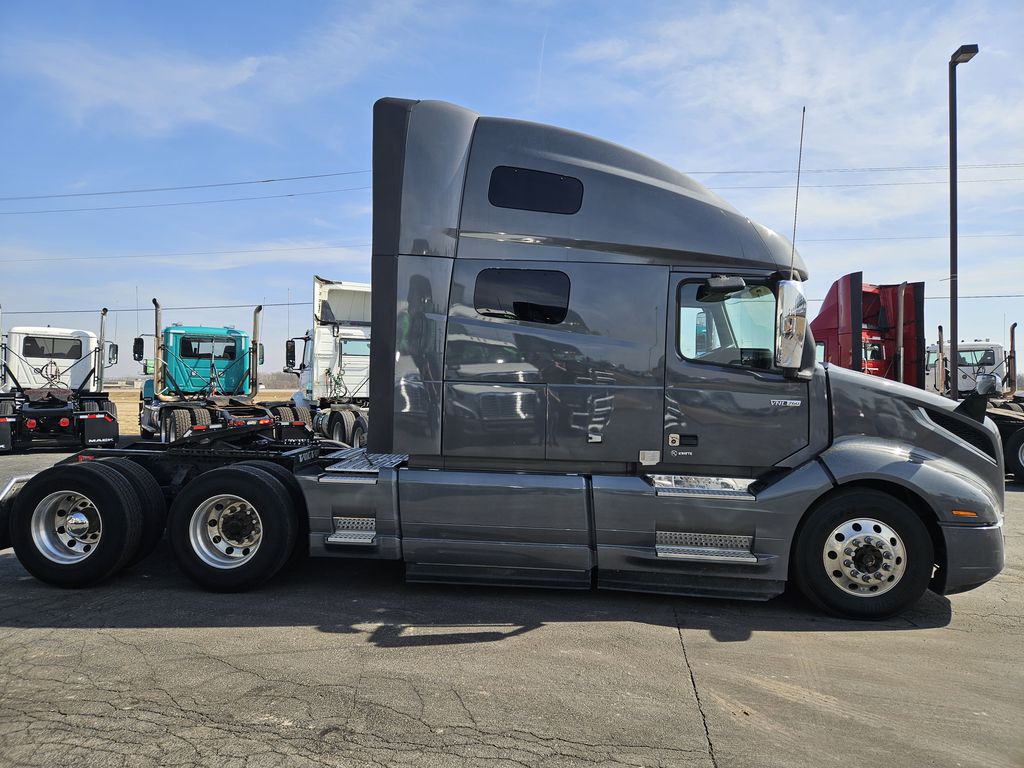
left=0, top=419, right=12, bottom=454
left=80, top=415, right=118, bottom=447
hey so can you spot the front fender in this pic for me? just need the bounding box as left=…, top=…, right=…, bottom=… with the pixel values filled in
left=820, top=435, right=1003, bottom=525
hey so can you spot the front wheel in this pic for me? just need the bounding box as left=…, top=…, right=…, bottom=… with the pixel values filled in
left=1003, top=430, right=1024, bottom=481
left=792, top=488, right=934, bottom=619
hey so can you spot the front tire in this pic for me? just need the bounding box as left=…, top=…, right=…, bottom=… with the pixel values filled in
left=793, top=488, right=934, bottom=619
left=1003, top=430, right=1024, bottom=481
left=168, top=466, right=296, bottom=592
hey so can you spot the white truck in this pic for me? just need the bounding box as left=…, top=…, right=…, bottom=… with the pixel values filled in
left=285, top=276, right=370, bottom=446
left=0, top=307, right=119, bottom=453
left=926, top=339, right=1007, bottom=395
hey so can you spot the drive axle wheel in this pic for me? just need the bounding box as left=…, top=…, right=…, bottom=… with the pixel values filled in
left=793, top=488, right=933, bottom=619
left=168, top=466, right=296, bottom=592
left=10, top=463, right=143, bottom=587
left=1004, top=430, right=1024, bottom=481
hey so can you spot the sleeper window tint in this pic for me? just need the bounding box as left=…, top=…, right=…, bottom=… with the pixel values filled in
left=474, top=269, right=570, bottom=325
left=488, top=166, right=583, bottom=214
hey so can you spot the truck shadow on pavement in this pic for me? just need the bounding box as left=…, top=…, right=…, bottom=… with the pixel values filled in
left=0, top=543, right=953, bottom=644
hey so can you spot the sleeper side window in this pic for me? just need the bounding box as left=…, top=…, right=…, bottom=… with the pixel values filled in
left=677, top=281, right=776, bottom=370
left=474, top=269, right=570, bottom=325
left=488, top=166, right=583, bottom=215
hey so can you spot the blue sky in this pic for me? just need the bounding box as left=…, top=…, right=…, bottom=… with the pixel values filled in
left=1, top=0, right=1021, bottom=375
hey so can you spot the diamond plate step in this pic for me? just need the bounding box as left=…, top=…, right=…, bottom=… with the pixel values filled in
left=325, top=516, right=377, bottom=546
left=655, top=531, right=758, bottom=564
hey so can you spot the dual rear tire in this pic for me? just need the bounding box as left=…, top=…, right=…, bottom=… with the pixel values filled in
left=10, top=462, right=297, bottom=593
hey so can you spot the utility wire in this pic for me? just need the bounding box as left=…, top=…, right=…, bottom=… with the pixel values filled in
left=2, top=301, right=315, bottom=315
left=3, top=294, right=1021, bottom=316
left=2, top=161, right=1019, bottom=203
left=1, top=234, right=1017, bottom=267
left=0, top=170, right=371, bottom=202
left=687, top=162, right=1024, bottom=175
left=0, top=243, right=371, bottom=265
left=0, top=185, right=371, bottom=215
left=712, top=177, right=1024, bottom=190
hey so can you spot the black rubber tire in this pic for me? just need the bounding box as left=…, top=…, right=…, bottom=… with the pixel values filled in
left=100, top=400, right=118, bottom=419
left=349, top=414, right=368, bottom=448
left=793, top=488, right=934, bottom=620
left=234, top=460, right=308, bottom=561
left=100, top=458, right=167, bottom=566
left=10, top=462, right=143, bottom=588
left=162, top=409, right=192, bottom=443
left=167, top=465, right=297, bottom=592
left=0, top=400, right=13, bottom=415
left=192, top=408, right=212, bottom=427
left=271, top=405, right=296, bottom=423
left=1004, top=430, right=1024, bottom=481
left=293, top=406, right=313, bottom=427
left=0, top=483, right=18, bottom=549
left=81, top=401, right=99, bottom=413
left=331, top=409, right=356, bottom=444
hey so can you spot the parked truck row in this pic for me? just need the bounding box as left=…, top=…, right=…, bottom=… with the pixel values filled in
left=0, top=98, right=1006, bottom=621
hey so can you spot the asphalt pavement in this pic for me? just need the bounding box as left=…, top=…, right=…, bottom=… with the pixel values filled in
left=0, top=452, right=1021, bottom=768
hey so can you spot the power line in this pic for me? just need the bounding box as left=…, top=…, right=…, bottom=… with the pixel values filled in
left=0, top=170, right=371, bottom=202
left=4, top=294, right=1020, bottom=317
left=712, top=177, right=1024, bottom=191
left=0, top=243, right=371, bottom=265
left=688, top=162, right=1024, bottom=175
left=803, top=232, right=1023, bottom=243
left=1, top=301, right=315, bottom=316
left=0, top=185, right=371, bottom=215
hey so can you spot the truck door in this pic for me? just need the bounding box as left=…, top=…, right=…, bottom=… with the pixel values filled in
left=663, top=274, right=810, bottom=471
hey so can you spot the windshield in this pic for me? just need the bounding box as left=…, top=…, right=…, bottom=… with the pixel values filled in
left=179, top=336, right=237, bottom=360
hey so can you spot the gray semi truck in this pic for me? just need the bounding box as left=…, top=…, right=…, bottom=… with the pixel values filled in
left=1, top=98, right=1005, bottom=620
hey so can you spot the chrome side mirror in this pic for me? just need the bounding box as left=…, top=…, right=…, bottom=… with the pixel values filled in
left=975, top=372, right=1000, bottom=397
left=776, top=280, right=808, bottom=371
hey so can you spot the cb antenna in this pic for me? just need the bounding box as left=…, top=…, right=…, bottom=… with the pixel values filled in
left=789, top=105, right=806, bottom=281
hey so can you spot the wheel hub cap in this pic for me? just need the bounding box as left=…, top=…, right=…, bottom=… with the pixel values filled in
left=822, top=518, right=906, bottom=597
left=189, top=494, right=263, bottom=569
left=31, top=491, right=101, bottom=564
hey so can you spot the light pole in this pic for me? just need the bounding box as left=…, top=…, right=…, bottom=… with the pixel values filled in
left=949, top=43, right=978, bottom=399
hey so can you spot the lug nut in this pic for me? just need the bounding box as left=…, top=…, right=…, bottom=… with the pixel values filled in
left=861, top=575, right=871, bottom=582
left=850, top=569, right=860, bottom=578
left=882, top=564, right=892, bottom=571
left=843, top=560, right=852, bottom=567
left=844, top=547, right=853, bottom=556
left=883, top=552, right=893, bottom=560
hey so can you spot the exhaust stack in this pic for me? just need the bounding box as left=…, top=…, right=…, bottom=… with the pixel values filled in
left=250, top=305, right=263, bottom=396
left=96, top=308, right=108, bottom=391
left=895, top=283, right=906, bottom=384
left=1009, top=322, right=1018, bottom=397
left=152, top=298, right=163, bottom=396
left=937, top=325, right=946, bottom=395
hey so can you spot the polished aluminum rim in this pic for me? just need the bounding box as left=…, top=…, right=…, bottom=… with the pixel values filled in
left=189, top=494, right=262, bottom=569
left=822, top=517, right=906, bottom=597
left=31, top=490, right=101, bottom=564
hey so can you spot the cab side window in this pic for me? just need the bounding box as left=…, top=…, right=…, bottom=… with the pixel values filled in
left=677, top=281, right=776, bottom=370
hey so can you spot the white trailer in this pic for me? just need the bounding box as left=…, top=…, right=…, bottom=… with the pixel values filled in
left=285, top=276, right=369, bottom=445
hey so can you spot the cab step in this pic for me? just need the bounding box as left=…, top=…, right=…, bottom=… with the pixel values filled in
left=655, top=531, right=758, bottom=564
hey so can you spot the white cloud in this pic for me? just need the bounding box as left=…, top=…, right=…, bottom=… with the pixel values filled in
left=1, top=2, right=423, bottom=136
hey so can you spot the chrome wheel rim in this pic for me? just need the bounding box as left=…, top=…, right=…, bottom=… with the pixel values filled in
left=189, top=494, right=262, bottom=569
left=31, top=491, right=101, bottom=564
left=823, top=517, right=906, bottom=597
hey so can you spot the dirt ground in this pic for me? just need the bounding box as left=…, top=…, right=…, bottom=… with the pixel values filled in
left=106, top=389, right=296, bottom=435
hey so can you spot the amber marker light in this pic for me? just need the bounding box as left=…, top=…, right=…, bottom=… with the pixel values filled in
left=951, top=510, right=979, bottom=518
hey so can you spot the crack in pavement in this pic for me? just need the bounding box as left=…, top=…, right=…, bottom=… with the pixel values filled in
left=673, top=604, right=719, bottom=768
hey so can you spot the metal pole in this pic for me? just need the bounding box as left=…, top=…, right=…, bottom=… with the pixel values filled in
left=949, top=58, right=959, bottom=399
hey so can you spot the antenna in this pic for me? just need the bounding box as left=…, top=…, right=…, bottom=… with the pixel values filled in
left=789, top=106, right=806, bottom=281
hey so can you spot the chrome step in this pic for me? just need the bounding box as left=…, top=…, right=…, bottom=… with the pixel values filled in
left=324, top=448, right=407, bottom=473
left=325, top=516, right=376, bottom=546
left=655, top=531, right=758, bottom=564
